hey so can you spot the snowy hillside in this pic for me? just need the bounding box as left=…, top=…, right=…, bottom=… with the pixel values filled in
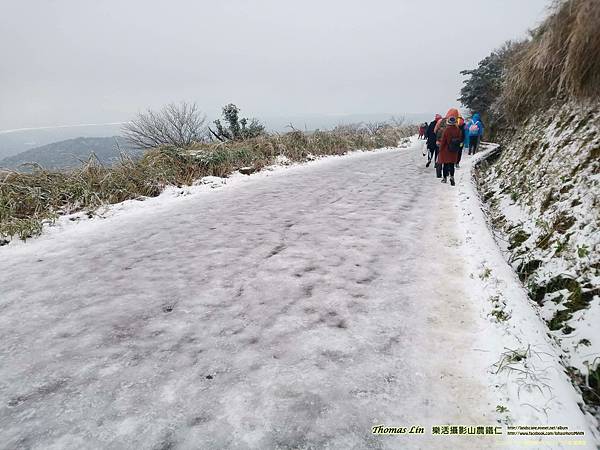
left=475, top=102, right=600, bottom=421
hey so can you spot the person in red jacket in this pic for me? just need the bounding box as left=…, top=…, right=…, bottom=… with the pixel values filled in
left=433, top=108, right=460, bottom=178
left=438, top=116, right=462, bottom=186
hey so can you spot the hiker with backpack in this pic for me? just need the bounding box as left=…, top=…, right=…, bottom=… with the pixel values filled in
left=438, top=115, right=462, bottom=186
left=425, top=114, right=441, bottom=168
left=467, top=113, right=484, bottom=154
left=433, top=108, right=460, bottom=178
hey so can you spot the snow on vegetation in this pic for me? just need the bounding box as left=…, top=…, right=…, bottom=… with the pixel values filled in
left=456, top=143, right=598, bottom=446
left=474, top=104, right=600, bottom=426
left=1, top=140, right=412, bottom=251
left=0, top=124, right=414, bottom=245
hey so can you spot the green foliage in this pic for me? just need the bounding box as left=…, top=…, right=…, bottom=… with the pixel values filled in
left=459, top=52, right=503, bottom=113
left=567, top=363, right=600, bottom=409
left=577, top=244, right=590, bottom=258
left=491, top=308, right=510, bottom=322
left=508, top=228, right=530, bottom=250
left=479, top=267, right=492, bottom=279
left=211, top=104, right=266, bottom=142
left=585, top=360, right=600, bottom=407
left=554, top=236, right=570, bottom=255
left=458, top=41, right=522, bottom=118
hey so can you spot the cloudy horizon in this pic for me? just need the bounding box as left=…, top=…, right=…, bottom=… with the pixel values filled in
left=2, top=0, right=550, bottom=130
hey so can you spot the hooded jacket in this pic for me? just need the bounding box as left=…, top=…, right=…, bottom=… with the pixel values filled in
left=425, top=117, right=440, bottom=149
left=467, top=113, right=484, bottom=137
left=434, top=108, right=460, bottom=143
left=438, top=124, right=462, bottom=164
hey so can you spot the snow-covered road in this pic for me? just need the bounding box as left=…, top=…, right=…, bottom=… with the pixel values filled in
left=0, top=141, right=593, bottom=449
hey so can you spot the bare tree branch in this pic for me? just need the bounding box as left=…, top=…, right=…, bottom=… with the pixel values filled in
left=122, top=102, right=207, bottom=149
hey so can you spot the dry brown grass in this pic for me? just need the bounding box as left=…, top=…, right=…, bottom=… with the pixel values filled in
left=1, top=123, right=415, bottom=241
left=502, top=0, right=600, bottom=121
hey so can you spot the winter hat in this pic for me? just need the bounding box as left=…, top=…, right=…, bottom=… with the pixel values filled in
left=445, top=108, right=459, bottom=119
left=435, top=114, right=442, bottom=120
left=447, top=116, right=457, bottom=125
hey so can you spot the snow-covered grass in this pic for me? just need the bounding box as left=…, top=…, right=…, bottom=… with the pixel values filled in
left=473, top=102, right=599, bottom=428
left=454, top=143, right=599, bottom=447
left=0, top=125, right=415, bottom=243
left=0, top=138, right=413, bottom=251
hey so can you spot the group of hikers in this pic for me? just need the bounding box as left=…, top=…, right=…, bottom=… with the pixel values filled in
left=417, top=109, right=484, bottom=186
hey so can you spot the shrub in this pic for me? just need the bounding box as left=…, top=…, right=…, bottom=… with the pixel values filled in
left=458, top=40, right=523, bottom=117
left=209, top=104, right=266, bottom=142
left=122, top=102, right=207, bottom=149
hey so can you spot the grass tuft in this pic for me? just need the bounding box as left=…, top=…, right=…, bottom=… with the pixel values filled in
left=502, top=0, right=600, bottom=121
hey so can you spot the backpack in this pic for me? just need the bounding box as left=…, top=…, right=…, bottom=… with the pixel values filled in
left=435, top=119, right=447, bottom=141
left=469, top=121, right=480, bottom=137
left=449, top=137, right=462, bottom=152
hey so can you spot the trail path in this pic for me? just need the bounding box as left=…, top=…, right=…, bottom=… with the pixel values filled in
left=0, top=141, right=519, bottom=449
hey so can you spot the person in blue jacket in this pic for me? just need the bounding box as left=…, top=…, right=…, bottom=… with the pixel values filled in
left=466, top=113, right=484, bottom=154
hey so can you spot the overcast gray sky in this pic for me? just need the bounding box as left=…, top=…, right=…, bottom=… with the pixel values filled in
left=1, top=0, right=550, bottom=130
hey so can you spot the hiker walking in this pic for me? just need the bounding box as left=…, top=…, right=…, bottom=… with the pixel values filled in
left=418, top=122, right=427, bottom=139
left=433, top=108, right=459, bottom=178
left=438, top=115, right=462, bottom=186
left=467, top=113, right=484, bottom=154
left=425, top=114, right=441, bottom=168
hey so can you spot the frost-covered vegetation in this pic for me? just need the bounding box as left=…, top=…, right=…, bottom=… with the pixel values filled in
left=463, top=0, right=600, bottom=419
left=0, top=120, right=414, bottom=242
left=475, top=105, right=600, bottom=416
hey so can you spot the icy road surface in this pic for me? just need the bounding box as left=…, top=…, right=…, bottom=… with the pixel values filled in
left=1, top=145, right=498, bottom=449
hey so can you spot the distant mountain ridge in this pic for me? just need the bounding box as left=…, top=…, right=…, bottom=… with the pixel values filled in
left=0, top=123, right=126, bottom=160
left=0, top=136, right=142, bottom=171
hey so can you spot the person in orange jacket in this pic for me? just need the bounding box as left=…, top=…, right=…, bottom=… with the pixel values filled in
left=434, top=108, right=460, bottom=140
left=438, top=115, right=462, bottom=186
